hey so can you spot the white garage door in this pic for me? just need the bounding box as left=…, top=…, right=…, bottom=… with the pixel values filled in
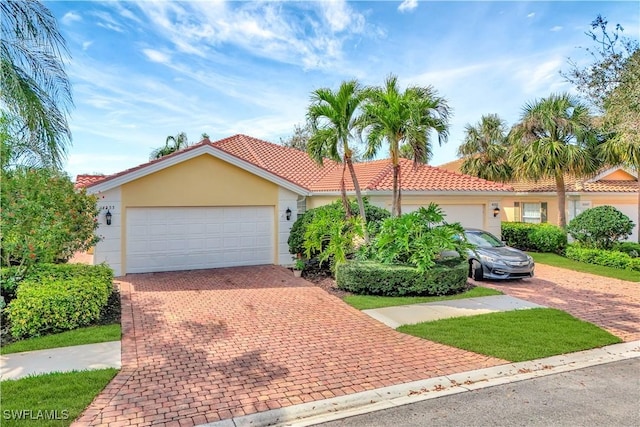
left=403, top=204, right=484, bottom=229
left=609, top=204, right=639, bottom=242
left=126, top=206, right=274, bottom=274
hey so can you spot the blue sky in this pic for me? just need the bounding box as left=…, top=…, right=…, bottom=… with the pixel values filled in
left=47, top=1, right=639, bottom=179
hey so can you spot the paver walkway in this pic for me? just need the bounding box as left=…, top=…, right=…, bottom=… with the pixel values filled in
left=475, top=263, right=640, bottom=342
left=75, top=266, right=504, bottom=427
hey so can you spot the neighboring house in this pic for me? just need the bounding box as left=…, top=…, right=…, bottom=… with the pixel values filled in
left=78, top=135, right=512, bottom=276
left=439, top=159, right=639, bottom=242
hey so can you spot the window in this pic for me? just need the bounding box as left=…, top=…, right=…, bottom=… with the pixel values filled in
left=514, top=202, right=547, bottom=223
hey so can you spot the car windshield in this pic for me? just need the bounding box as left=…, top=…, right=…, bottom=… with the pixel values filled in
left=465, top=231, right=505, bottom=248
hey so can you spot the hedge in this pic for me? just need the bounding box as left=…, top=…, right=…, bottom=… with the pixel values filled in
left=501, top=222, right=567, bottom=254
left=6, top=264, right=113, bottom=338
left=565, top=246, right=640, bottom=272
left=335, top=260, right=468, bottom=296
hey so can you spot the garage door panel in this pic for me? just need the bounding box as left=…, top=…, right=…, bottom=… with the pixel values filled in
left=126, top=206, right=274, bottom=273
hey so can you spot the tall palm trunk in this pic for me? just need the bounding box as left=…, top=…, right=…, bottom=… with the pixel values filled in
left=555, top=172, right=567, bottom=228
left=340, top=161, right=352, bottom=218
left=345, top=155, right=369, bottom=243
left=392, top=164, right=401, bottom=217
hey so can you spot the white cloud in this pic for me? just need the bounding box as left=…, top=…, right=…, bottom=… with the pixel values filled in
left=550, top=26, right=563, bottom=32
left=398, top=0, right=419, bottom=13
left=82, top=41, right=93, bottom=51
left=142, top=49, right=171, bottom=64
left=62, top=11, right=82, bottom=25
left=126, top=1, right=370, bottom=71
left=527, top=12, right=535, bottom=18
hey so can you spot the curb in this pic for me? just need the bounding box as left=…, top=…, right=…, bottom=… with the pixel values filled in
left=199, top=340, right=640, bottom=427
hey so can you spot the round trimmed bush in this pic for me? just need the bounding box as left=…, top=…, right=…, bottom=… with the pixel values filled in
left=567, top=206, right=634, bottom=249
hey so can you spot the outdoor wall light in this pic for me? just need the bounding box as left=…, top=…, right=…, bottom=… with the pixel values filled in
left=285, top=208, right=292, bottom=221
left=105, top=209, right=113, bottom=225
left=493, top=207, right=501, bottom=217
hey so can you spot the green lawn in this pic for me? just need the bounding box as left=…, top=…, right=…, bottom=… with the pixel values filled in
left=398, top=308, right=621, bottom=362
left=343, top=286, right=502, bottom=310
left=530, top=252, right=640, bottom=282
left=0, top=369, right=118, bottom=427
left=1, top=324, right=121, bottom=355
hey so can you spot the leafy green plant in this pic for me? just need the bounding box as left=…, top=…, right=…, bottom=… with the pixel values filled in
left=567, top=205, right=634, bottom=249
left=565, top=245, right=640, bottom=272
left=303, top=207, right=363, bottom=271
left=0, top=168, right=100, bottom=275
left=293, top=259, right=305, bottom=271
left=372, top=204, right=470, bottom=272
left=336, top=260, right=468, bottom=296
left=612, top=242, right=640, bottom=258
left=501, top=222, right=567, bottom=253
left=6, top=264, right=113, bottom=338
left=288, top=198, right=390, bottom=256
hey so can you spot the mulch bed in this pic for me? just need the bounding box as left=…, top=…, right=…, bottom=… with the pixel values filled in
left=300, top=261, right=351, bottom=299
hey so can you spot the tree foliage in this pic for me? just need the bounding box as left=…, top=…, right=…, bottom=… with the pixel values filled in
left=562, top=14, right=638, bottom=112
left=280, top=123, right=312, bottom=152
left=0, top=168, right=100, bottom=273
left=150, top=132, right=190, bottom=159
left=509, top=93, right=601, bottom=228
left=1, top=0, right=73, bottom=169
left=360, top=75, right=451, bottom=217
left=567, top=205, right=634, bottom=249
left=307, top=80, right=368, bottom=236
left=458, top=114, right=512, bottom=182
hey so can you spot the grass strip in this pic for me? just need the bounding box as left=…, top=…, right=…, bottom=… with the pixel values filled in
left=398, top=308, right=622, bottom=362
left=1, top=324, right=121, bottom=355
left=530, top=252, right=640, bottom=282
left=343, top=286, right=502, bottom=310
left=0, top=369, right=118, bottom=427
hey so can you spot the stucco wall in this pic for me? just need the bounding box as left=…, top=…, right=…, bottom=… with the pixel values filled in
left=92, top=187, right=123, bottom=276
left=121, top=155, right=278, bottom=207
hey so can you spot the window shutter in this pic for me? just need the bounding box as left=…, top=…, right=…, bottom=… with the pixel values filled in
left=514, top=202, right=521, bottom=222
left=541, top=202, right=548, bottom=223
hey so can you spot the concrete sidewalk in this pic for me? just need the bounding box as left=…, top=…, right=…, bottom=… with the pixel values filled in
left=0, top=341, right=121, bottom=381
left=363, top=295, right=545, bottom=328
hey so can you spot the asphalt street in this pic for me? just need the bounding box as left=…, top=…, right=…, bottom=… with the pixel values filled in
left=316, top=358, right=640, bottom=427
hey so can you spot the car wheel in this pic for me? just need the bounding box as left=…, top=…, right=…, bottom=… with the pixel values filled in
left=471, top=259, right=484, bottom=281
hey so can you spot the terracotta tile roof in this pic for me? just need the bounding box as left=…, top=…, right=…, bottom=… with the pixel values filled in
left=77, top=134, right=511, bottom=193
left=438, top=159, right=638, bottom=193
left=213, top=134, right=337, bottom=190
left=75, top=174, right=106, bottom=189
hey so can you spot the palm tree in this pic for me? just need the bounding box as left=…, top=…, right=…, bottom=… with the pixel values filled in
left=458, top=114, right=513, bottom=182
left=150, top=132, right=189, bottom=160
left=306, top=80, right=368, bottom=238
left=510, top=93, right=601, bottom=228
left=360, top=75, right=451, bottom=217
left=1, top=0, right=73, bottom=169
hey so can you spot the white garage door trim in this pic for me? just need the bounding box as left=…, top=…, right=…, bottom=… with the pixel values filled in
left=403, top=204, right=485, bottom=230
left=126, top=206, right=274, bottom=273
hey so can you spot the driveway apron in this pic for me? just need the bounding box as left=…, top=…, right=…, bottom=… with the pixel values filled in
left=476, top=263, right=640, bottom=342
left=75, top=266, right=504, bottom=427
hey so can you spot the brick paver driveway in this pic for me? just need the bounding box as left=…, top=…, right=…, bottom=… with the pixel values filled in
left=477, top=263, right=640, bottom=342
left=76, top=266, right=504, bottom=426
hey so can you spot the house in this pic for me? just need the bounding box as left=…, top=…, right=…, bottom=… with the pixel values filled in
left=78, top=135, right=513, bottom=276
left=439, top=159, right=639, bottom=241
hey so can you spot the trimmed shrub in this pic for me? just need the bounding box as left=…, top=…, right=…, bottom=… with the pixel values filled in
left=565, top=246, right=640, bottom=272
left=501, top=222, right=567, bottom=254
left=6, top=264, right=113, bottom=338
left=335, top=260, right=468, bottom=296
left=613, top=242, right=640, bottom=258
left=567, top=206, right=634, bottom=249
